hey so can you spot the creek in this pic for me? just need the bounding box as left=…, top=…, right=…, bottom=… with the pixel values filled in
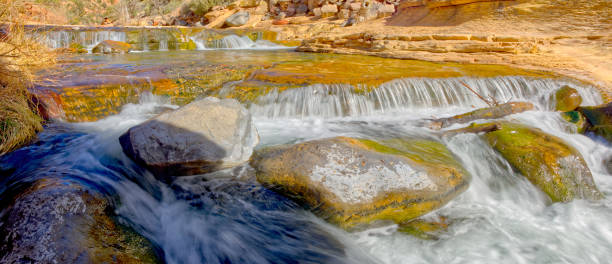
left=2, top=36, right=612, bottom=263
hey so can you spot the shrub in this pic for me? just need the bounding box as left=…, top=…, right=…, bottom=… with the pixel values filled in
left=0, top=0, right=55, bottom=155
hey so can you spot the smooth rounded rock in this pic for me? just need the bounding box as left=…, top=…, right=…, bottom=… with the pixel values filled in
left=251, top=136, right=469, bottom=230
left=120, top=97, right=259, bottom=178
left=484, top=122, right=602, bottom=202
left=555, top=85, right=582, bottom=111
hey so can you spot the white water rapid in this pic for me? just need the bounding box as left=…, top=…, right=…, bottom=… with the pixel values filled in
left=4, top=72, right=611, bottom=264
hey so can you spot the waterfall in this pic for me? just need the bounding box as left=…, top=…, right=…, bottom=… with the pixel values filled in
left=247, top=76, right=603, bottom=119
left=191, top=34, right=290, bottom=50
left=41, top=30, right=127, bottom=51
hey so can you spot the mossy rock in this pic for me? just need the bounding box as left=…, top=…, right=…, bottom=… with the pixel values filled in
left=0, top=178, right=160, bottom=263
left=251, top=136, right=469, bottom=230
left=555, top=85, right=582, bottom=111
left=397, top=217, right=449, bottom=240
left=561, top=111, right=588, bottom=133
left=92, top=40, right=133, bottom=54
left=484, top=122, right=602, bottom=202
left=577, top=102, right=612, bottom=143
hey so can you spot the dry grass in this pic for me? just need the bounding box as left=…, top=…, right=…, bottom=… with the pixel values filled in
left=0, top=0, right=55, bottom=155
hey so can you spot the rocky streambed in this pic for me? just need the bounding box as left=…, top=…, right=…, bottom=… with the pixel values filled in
left=1, top=48, right=612, bottom=263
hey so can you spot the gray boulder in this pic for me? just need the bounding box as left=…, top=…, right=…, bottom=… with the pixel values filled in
left=225, top=11, right=250, bottom=27
left=120, top=97, right=259, bottom=178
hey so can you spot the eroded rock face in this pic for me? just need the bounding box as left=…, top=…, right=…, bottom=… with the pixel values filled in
left=484, top=122, right=602, bottom=202
left=555, top=85, right=582, bottom=111
left=251, top=136, right=469, bottom=230
left=92, top=40, right=132, bottom=54
left=0, top=179, right=159, bottom=263
left=120, top=97, right=259, bottom=178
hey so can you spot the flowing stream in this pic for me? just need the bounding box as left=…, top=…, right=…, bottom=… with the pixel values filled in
left=2, top=49, right=612, bottom=264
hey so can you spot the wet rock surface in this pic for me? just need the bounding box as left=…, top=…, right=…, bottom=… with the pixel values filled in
left=120, top=97, right=259, bottom=178
left=484, top=122, right=602, bottom=202
left=577, top=102, right=612, bottom=143
left=0, top=178, right=159, bottom=264
left=251, top=136, right=469, bottom=229
left=555, top=85, right=582, bottom=112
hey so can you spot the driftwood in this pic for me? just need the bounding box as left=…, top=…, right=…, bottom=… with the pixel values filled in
left=442, top=123, right=501, bottom=137
left=428, top=101, right=534, bottom=130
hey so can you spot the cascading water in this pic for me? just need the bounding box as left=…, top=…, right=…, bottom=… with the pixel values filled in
left=40, top=30, right=127, bottom=51
left=191, top=34, right=290, bottom=50
left=2, top=50, right=611, bottom=264
left=246, top=76, right=602, bottom=119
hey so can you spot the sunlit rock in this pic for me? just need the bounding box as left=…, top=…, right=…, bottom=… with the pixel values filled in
left=91, top=40, right=132, bottom=54
left=225, top=11, right=250, bottom=27
left=251, top=136, right=469, bottom=230
left=120, top=97, right=259, bottom=178
left=0, top=179, right=159, bottom=263
left=484, top=122, right=602, bottom=202
left=555, top=85, right=582, bottom=111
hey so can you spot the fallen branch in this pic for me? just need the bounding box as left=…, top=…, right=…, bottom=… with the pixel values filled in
left=459, top=80, right=499, bottom=107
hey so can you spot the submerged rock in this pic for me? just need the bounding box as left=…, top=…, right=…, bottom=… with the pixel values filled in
left=561, top=111, right=588, bottom=133
left=398, top=217, right=449, bottom=240
left=92, top=40, right=132, bottom=54
left=120, top=97, right=259, bottom=178
left=251, top=136, right=469, bottom=230
left=0, top=179, right=159, bottom=263
left=429, top=102, right=534, bottom=130
left=225, top=11, right=250, bottom=27
left=484, top=122, right=602, bottom=202
left=555, top=85, right=582, bottom=112
left=577, top=102, right=612, bottom=143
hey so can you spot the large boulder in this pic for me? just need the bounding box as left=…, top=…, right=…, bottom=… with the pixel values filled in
left=0, top=179, right=159, bottom=263
left=224, top=11, right=250, bottom=27
left=555, top=85, right=582, bottom=111
left=577, top=102, right=612, bottom=143
left=484, top=122, right=602, bottom=202
left=251, top=136, right=469, bottom=230
left=91, top=40, right=132, bottom=54
left=120, top=97, right=259, bottom=178
left=429, top=102, right=534, bottom=130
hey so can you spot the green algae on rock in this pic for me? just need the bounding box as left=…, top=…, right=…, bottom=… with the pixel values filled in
left=251, top=136, right=469, bottom=230
left=561, top=111, right=588, bottom=133
left=0, top=179, right=160, bottom=263
left=484, top=122, right=602, bottom=202
left=397, top=217, right=449, bottom=240
left=555, top=85, right=583, bottom=112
